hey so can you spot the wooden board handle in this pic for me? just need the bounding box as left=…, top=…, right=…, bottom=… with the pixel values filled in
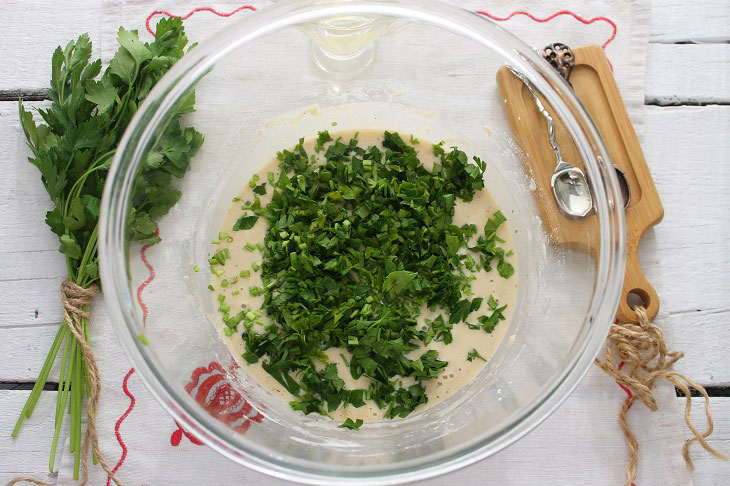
left=618, top=245, right=660, bottom=323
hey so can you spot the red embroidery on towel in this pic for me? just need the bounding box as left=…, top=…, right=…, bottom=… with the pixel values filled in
left=184, top=362, right=265, bottom=435
left=171, top=420, right=205, bottom=446
left=109, top=227, right=159, bottom=482
left=476, top=10, right=617, bottom=49
left=136, top=226, right=159, bottom=325
left=146, top=5, right=257, bottom=36
left=107, top=368, right=136, bottom=486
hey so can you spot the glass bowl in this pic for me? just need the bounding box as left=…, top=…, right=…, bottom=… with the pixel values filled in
left=99, top=0, right=626, bottom=484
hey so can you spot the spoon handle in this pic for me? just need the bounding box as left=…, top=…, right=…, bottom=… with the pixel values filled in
left=506, top=66, right=562, bottom=166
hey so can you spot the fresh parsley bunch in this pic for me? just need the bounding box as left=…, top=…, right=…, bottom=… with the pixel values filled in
left=13, top=18, right=202, bottom=479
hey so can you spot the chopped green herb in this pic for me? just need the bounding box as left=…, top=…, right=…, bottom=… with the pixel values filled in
left=137, top=333, right=150, bottom=346
left=338, top=418, right=363, bottom=430
left=226, top=131, right=512, bottom=420
left=249, top=286, right=264, bottom=296
left=314, top=130, right=333, bottom=152
left=239, top=269, right=251, bottom=278
left=193, top=265, right=200, bottom=272
left=466, top=348, right=487, bottom=362
left=487, top=294, right=498, bottom=310
left=209, top=250, right=228, bottom=266
left=478, top=298, right=507, bottom=333
left=233, top=215, right=259, bottom=231
left=498, top=261, right=514, bottom=279
left=433, top=141, right=445, bottom=156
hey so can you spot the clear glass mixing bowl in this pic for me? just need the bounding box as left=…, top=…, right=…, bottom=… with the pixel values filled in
left=99, top=0, right=626, bottom=483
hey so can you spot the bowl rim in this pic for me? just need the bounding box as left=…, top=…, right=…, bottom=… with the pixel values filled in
left=99, top=0, right=626, bottom=483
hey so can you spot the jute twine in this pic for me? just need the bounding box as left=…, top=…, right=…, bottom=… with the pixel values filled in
left=596, top=305, right=728, bottom=486
left=7, top=281, right=123, bottom=486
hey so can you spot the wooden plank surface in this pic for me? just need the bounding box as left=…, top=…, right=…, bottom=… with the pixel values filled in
left=642, top=106, right=730, bottom=315
left=0, top=1, right=101, bottom=94
left=645, top=44, right=730, bottom=104
left=641, top=105, right=730, bottom=386
left=650, top=0, right=730, bottom=43
left=0, top=391, right=63, bottom=485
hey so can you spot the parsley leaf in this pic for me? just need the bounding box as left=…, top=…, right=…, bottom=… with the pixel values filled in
left=382, top=270, right=417, bottom=296
left=233, top=215, right=259, bottom=231
left=338, top=418, right=364, bottom=430
left=467, top=348, right=487, bottom=362
left=498, top=261, right=515, bottom=279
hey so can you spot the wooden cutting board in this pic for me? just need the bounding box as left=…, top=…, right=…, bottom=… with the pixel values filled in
left=496, top=44, right=663, bottom=324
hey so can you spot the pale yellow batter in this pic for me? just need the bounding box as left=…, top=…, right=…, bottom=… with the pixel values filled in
left=209, top=131, right=517, bottom=422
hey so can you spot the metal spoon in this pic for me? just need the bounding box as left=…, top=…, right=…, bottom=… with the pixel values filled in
left=508, top=65, right=594, bottom=218
left=542, top=43, right=631, bottom=209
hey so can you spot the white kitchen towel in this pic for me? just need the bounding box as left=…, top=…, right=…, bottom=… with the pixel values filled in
left=53, top=1, right=695, bottom=485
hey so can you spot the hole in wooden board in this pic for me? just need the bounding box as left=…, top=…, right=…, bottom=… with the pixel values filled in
left=616, top=167, right=631, bottom=208
left=627, top=288, right=650, bottom=310
left=571, top=63, right=643, bottom=207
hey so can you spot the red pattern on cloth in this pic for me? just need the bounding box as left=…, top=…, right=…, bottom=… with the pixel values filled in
left=145, top=5, right=257, bottom=36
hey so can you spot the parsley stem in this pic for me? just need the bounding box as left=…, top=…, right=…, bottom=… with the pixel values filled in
left=72, top=343, right=83, bottom=479
left=62, top=151, right=115, bottom=217
left=11, top=325, right=66, bottom=437
left=50, top=333, right=75, bottom=472
left=76, top=224, right=98, bottom=286
left=65, top=255, right=75, bottom=283
left=54, top=332, right=70, bottom=421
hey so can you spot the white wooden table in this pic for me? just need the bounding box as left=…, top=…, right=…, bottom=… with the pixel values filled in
left=0, top=1, right=728, bottom=484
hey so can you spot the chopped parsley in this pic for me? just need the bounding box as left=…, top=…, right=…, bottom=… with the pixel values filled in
left=219, top=131, right=513, bottom=421
left=338, top=418, right=364, bottom=430
left=466, top=348, right=487, bottom=362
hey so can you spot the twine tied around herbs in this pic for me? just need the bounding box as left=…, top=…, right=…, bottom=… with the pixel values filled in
left=596, top=305, right=728, bottom=486
left=7, top=281, right=123, bottom=486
